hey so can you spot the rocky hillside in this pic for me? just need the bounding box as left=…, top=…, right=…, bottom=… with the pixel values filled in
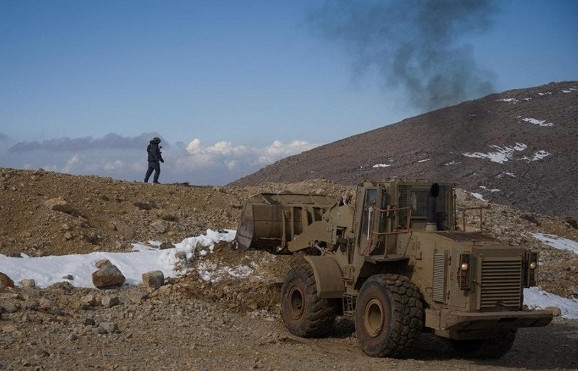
left=231, top=81, right=578, bottom=221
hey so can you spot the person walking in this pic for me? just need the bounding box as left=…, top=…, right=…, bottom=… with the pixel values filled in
left=144, top=137, right=164, bottom=183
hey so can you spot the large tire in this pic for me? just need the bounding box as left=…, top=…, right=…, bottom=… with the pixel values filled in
left=450, top=329, right=517, bottom=359
left=355, top=274, right=424, bottom=357
left=280, top=264, right=337, bottom=337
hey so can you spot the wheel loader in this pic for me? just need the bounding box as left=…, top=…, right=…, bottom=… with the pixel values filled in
left=235, top=179, right=554, bottom=358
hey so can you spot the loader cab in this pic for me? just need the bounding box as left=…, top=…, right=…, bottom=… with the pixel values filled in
left=396, top=182, right=454, bottom=231
left=353, top=180, right=456, bottom=259
left=354, top=183, right=392, bottom=258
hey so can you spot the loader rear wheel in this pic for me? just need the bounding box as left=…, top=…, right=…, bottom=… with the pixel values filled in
left=450, top=329, right=517, bottom=359
left=355, top=274, right=423, bottom=357
left=281, top=264, right=336, bottom=337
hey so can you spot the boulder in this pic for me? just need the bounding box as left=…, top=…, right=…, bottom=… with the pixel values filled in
left=142, top=270, right=164, bottom=291
left=0, top=272, right=15, bottom=289
left=92, top=262, right=125, bottom=289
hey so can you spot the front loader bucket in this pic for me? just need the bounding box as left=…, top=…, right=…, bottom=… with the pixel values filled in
left=235, top=193, right=336, bottom=252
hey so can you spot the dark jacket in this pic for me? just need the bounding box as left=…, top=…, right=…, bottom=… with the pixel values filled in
left=147, top=138, right=164, bottom=163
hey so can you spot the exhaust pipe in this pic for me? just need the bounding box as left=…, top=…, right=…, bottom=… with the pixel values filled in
left=426, top=183, right=440, bottom=232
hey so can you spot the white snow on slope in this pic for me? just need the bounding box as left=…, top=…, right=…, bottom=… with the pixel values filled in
left=521, top=117, right=554, bottom=127
left=463, top=143, right=527, bottom=163
left=522, top=150, right=550, bottom=162
left=531, top=233, right=578, bottom=254
left=463, top=143, right=549, bottom=163
left=525, top=287, right=578, bottom=319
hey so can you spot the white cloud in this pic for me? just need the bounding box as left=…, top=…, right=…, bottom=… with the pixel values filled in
left=257, top=140, right=313, bottom=164
left=186, top=138, right=202, bottom=153
left=62, top=153, right=84, bottom=173
left=0, top=133, right=321, bottom=185
left=103, top=159, right=126, bottom=171
left=174, top=138, right=318, bottom=183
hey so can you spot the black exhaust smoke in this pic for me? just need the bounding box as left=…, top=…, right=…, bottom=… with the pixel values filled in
left=307, top=0, right=497, bottom=111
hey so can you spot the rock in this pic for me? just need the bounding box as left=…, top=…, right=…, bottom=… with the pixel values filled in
left=142, top=271, right=164, bottom=291
left=92, top=262, right=126, bottom=289
left=101, top=296, right=120, bottom=308
left=95, top=259, right=111, bottom=269
left=48, top=281, right=74, bottom=292
left=545, top=306, right=562, bottom=317
left=81, top=293, right=99, bottom=307
left=2, top=301, right=19, bottom=313
left=564, top=217, right=578, bottom=229
left=98, top=322, right=119, bottom=334
left=159, top=242, right=174, bottom=250
left=20, top=279, right=36, bottom=288
left=0, top=272, right=15, bottom=289
left=25, top=299, right=38, bottom=310
left=152, top=220, right=167, bottom=233
left=175, top=251, right=187, bottom=260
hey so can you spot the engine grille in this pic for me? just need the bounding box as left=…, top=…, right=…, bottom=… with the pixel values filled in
left=433, top=253, right=446, bottom=303
left=479, top=258, right=523, bottom=310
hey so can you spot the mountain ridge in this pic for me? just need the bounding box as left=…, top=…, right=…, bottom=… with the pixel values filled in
left=230, top=81, right=578, bottom=220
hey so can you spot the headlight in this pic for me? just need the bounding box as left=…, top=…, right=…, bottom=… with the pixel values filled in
left=459, top=254, right=471, bottom=290
left=530, top=261, right=537, bottom=269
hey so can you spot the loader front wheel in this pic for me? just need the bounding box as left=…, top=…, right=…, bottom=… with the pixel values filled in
left=281, top=264, right=336, bottom=337
left=355, top=274, right=423, bottom=357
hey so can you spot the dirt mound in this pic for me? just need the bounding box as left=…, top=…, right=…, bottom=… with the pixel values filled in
left=0, top=168, right=349, bottom=257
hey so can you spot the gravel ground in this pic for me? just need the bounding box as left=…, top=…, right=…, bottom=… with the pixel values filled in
left=1, top=284, right=577, bottom=370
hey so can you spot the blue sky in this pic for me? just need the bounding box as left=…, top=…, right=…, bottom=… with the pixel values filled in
left=1, top=0, right=577, bottom=185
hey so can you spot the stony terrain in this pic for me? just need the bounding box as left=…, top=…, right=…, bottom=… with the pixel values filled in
left=1, top=167, right=578, bottom=369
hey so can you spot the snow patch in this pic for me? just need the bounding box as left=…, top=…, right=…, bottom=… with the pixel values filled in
left=480, top=186, right=500, bottom=193
left=521, top=118, right=554, bottom=127
left=525, top=287, right=578, bottom=319
left=463, top=143, right=527, bottom=164
left=531, top=233, right=578, bottom=255
left=498, top=172, right=516, bottom=178
left=444, top=160, right=460, bottom=166
left=497, top=98, right=519, bottom=103
left=0, top=229, right=236, bottom=288
left=522, top=150, right=550, bottom=162
left=470, top=192, right=485, bottom=201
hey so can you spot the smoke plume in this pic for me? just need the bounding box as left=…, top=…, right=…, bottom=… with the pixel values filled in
left=308, top=0, right=497, bottom=111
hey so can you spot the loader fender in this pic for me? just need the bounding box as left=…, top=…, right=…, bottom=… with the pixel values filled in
left=304, top=256, right=344, bottom=299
